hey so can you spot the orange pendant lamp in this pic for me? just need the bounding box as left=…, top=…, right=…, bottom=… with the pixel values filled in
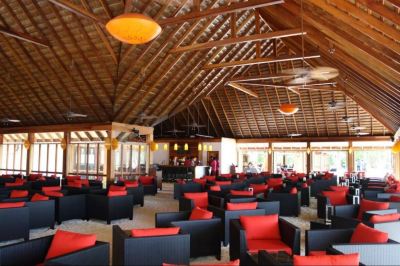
left=106, top=13, right=161, bottom=44
left=278, top=103, right=299, bottom=115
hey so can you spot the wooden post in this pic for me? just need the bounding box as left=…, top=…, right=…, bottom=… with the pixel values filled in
left=348, top=141, right=354, bottom=172
left=306, top=142, right=311, bottom=173
left=26, top=133, right=35, bottom=175
left=146, top=133, right=154, bottom=174
left=62, top=132, right=70, bottom=177
left=268, top=142, right=273, bottom=173
left=105, top=130, right=117, bottom=185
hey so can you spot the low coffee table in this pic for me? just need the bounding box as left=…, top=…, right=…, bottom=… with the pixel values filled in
left=247, top=250, right=293, bottom=266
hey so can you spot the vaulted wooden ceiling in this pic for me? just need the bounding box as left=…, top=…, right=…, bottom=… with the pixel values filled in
left=0, top=0, right=398, bottom=139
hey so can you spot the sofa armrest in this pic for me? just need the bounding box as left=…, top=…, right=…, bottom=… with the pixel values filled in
left=362, top=209, right=398, bottom=221
left=209, top=195, right=224, bottom=208
left=279, top=218, right=301, bottom=255
left=334, top=204, right=358, bottom=218
left=257, top=200, right=280, bottom=215
left=305, top=229, right=353, bottom=255
left=331, top=215, right=360, bottom=229
left=155, top=211, right=191, bottom=227
left=229, top=219, right=247, bottom=261
left=46, top=241, right=109, bottom=266
left=179, top=197, right=194, bottom=212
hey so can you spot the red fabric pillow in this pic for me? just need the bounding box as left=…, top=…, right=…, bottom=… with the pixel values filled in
left=370, top=213, right=400, bottom=223
left=139, top=176, right=154, bottom=185
left=301, top=183, right=308, bottom=188
left=109, top=185, right=126, bottom=191
left=45, top=230, right=96, bottom=260
left=5, top=182, right=23, bottom=187
left=205, top=176, right=216, bottom=182
left=330, top=186, right=349, bottom=193
left=125, top=181, right=139, bottom=188
left=189, top=207, right=213, bottom=220
left=230, top=190, right=253, bottom=196
left=226, top=202, right=257, bottom=211
left=0, top=202, right=25, bottom=209
left=42, top=186, right=61, bottom=192
left=220, top=174, right=232, bottom=179
left=131, top=227, right=180, bottom=238
left=68, top=182, right=82, bottom=188
left=357, top=199, right=389, bottom=220
left=215, top=181, right=231, bottom=186
left=293, top=254, right=359, bottom=266
left=321, top=191, right=347, bottom=206
left=350, top=223, right=388, bottom=243
left=267, top=178, right=283, bottom=189
left=10, top=190, right=28, bottom=198
left=193, top=178, right=207, bottom=187
left=107, top=190, right=128, bottom=197
left=389, top=195, right=400, bottom=202
left=44, top=191, right=64, bottom=197
left=66, top=175, right=81, bottom=182
left=209, top=185, right=221, bottom=191
left=250, top=184, right=268, bottom=194
left=31, top=193, right=49, bottom=202
left=184, top=192, right=208, bottom=208
left=290, top=187, right=298, bottom=194
left=240, top=214, right=280, bottom=241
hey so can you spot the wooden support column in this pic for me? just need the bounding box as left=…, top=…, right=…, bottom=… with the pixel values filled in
left=146, top=133, right=154, bottom=174
left=62, top=132, right=70, bottom=178
left=0, top=135, right=3, bottom=173
left=306, top=142, right=311, bottom=174
left=26, top=133, right=35, bottom=175
left=268, top=142, right=273, bottom=173
left=105, top=130, right=117, bottom=186
left=348, top=141, right=354, bottom=172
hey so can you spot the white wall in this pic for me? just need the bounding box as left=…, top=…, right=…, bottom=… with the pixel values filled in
left=200, top=142, right=221, bottom=165
left=220, top=138, right=238, bottom=174
left=152, top=143, right=169, bottom=165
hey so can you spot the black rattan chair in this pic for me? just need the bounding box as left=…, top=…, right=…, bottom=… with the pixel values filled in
left=87, top=193, right=133, bottom=224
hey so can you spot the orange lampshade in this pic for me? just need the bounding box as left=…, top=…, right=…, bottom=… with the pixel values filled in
left=278, top=103, right=299, bottom=115
left=106, top=13, right=161, bottom=44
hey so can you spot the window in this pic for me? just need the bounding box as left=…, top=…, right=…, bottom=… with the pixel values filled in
left=115, top=143, right=147, bottom=178
left=311, top=142, right=349, bottom=177
left=69, top=143, right=105, bottom=179
left=238, top=143, right=269, bottom=173
left=31, top=143, right=63, bottom=176
left=0, top=142, right=27, bottom=175
left=272, top=143, right=307, bottom=173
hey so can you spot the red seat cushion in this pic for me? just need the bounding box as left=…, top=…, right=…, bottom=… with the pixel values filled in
left=357, top=199, right=389, bottom=220
left=131, top=227, right=180, bottom=238
left=329, top=186, right=349, bottom=193
left=189, top=207, right=213, bottom=220
left=139, top=176, right=154, bottom=185
left=215, top=181, right=231, bottom=186
left=250, top=184, right=268, bottom=194
left=290, top=187, right=298, bottom=194
left=124, top=181, right=139, bottom=188
left=230, top=190, right=253, bottom=196
left=369, top=213, right=400, bottom=223
left=31, top=193, right=49, bottom=202
left=109, top=185, right=126, bottom=191
left=226, top=202, right=257, bottom=211
left=321, top=191, right=347, bottom=206
left=247, top=239, right=292, bottom=255
left=10, top=190, right=28, bottom=198
left=204, top=176, right=216, bottom=182
left=193, top=178, right=207, bottom=185
left=184, top=192, right=208, bottom=208
left=42, top=186, right=61, bottom=192
left=45, top=230, right=96, bottom=260
left=309, top=251, right=327, bottom=256
left=389, top=195, right=400, bottom=202
left=44, top=191, right=64, bottom=197
left=293, top=254, right=359, bottom=266
left=209, top=185, right=221, bottom=191
left=67, top=182, right=82, bottom=188
left=240, top=214, right=280, bottom=240
left=350, top=223, right=388, bottom=243
left=108, top=190, right=128, bottom=197
left=0, top=202, right=25, bottom=209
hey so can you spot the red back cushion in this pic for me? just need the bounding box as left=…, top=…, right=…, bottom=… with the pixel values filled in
left=215, top=181, right=231, bottom=186
left=139, top=176, right=154, bottom=185
left=67, top=182, right=82, bottom=188
left=350, top=223, right=388, bottom=243
left=240, top=214, right=280, bottom=241
left=230, top=190, right=253, bottom=196
left=81, top=179, right=89, bottom=187
left=125, top=181, right=139, bottom=188
left=293, top=254, right=359, bottom=266
left=131, top=227, right=180, bottom=238
left=267, top=178, right=283, bottom=188
left=45, top=230, right=96, bottom=260
left=205, top=176, right=216, bottom=182
left=321, top=191, right=347, bottom=206
left=66, top=175, right=81, bottom=182
left=301, top=183, right=308, bottom=188
left=220, top=174, right=232, bottom=179
left=44, top=191, right=64, bottom=197
left=31, top=193, right=49, bottom=202
left=0, top=202, right=25, bottom=209
left=370, top=213, right=400, bottom=223
left=249, top=184, right=268, bottom=194
left=184, top=192, right=208, bottom=208
left=107, top=190, right=128, bottom=197
left=357, top=199, right=389, bottom=220
left=5, top=182, right=23, bottom=187
left=290, top=187, right=298, bottom=194
left=389, top=195, right=400, bottom=202
left=226, top=202, right=257, bottom=211
left=42, top=186, right=61, bottom=192
left=330, top=186, right=349, bottom=193
left=10, top=190, right=28, bottom=198
left=209, top=185, right=221, bottom=191
left=189, top=207, right=213, bottom=220
left=29, top=174, right=42, bottom=181
left=109, top=185, right=126, bottom=191
left=193, top=178, right=207, bottom=186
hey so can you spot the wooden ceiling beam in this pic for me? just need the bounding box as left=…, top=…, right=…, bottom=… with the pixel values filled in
left=226, top=82, right=259, bottom=98
left=230, top=73, right=295, bottom=82
left=47, top=0, right=106, bottom=25
left=157, top=0, right=284, bottom=25
left=0, top=26, right=50, bottom=48
left=203, top=53, right=320, bottom=70
left=170, top=28, right=305, bottom=53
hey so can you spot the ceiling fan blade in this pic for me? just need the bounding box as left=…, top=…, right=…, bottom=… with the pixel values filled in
left=288, top=76, right=312, bottom=85
left=310, top=67, right=339, bottom=81
left=287, top=87, right=300, bottom=95
left=227, top=82, right=258, bottom=98
left=195, top=134, right=214, bottom=138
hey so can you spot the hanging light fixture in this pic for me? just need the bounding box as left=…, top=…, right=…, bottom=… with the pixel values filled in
left=184, top=143, right=189, bottom=151
left=208, top=145, right=213, bottom=151
left=278, top=103, right=299, bottom=115
left=268, top=147, right=272, bottom=155
left=106, top=13, right=162, bottom=44
left=198, top=143, right=202, bottom=151
left=203, top=144, right=207, bottom=151
left=150, top=142, right=158, bottom=151
left=174, top=143, right=178, bottom=151
left=392, top=141, right=400, bottom=153
left=348, top=147, right=353, bottom=155
left=163, top=143, right=168, bottom=151
left=23, top=139, right=30, bottom=150
left=306, top=147, right=311, bottom=155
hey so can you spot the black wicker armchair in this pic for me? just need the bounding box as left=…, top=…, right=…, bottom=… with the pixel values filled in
left=155, top=211, right=221, bottom=259
left=112, top=225, right=190, bottom=266
left=50, top=194, right=87, bottom=224
left=266, top=191, right=301, bottom=216
left=87, top=193, right=133, bottom=224
left=139, top=176, right=157, bottom=195
left=0, top=204, right=29, bottom=242
left=173, top=182, right=202, bottom=199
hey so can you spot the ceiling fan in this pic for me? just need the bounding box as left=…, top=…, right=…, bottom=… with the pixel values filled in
left=350, top=125, right=366, bottom=131
left=194, top=101, right=214, bottom=138
left=65, top=96, right=87, bottom=120
left=354, top=130, right=369, bottom=136
left=184, top=122, right=206, bottom=129
left=288, top=133, right=302, bottom=137
left=0, top=118, right=21, bottom=124
left=167, top=116, right=185, bottom=135
left=283, top=67, right=339, bottom=85
left=134, top=112, right=159, bottom=123
left=327, top=100, right=346, bottom=111
left=341, top=116, right=354, bottom=123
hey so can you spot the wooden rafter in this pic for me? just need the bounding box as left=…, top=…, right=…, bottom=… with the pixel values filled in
left=0, top=26, right=50, bottom=48
left=226, top=82, right=259, bottom=98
